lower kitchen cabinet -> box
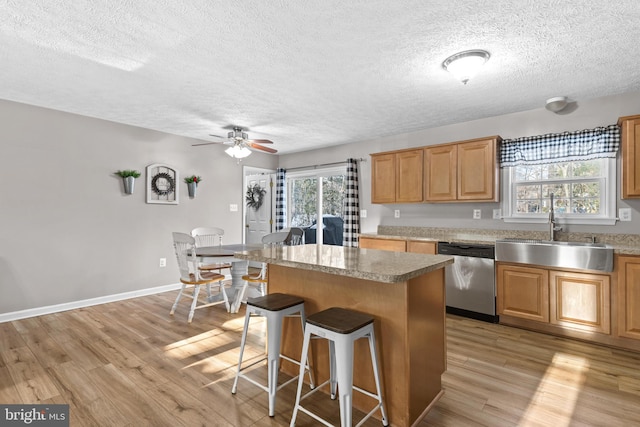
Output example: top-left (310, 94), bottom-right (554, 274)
top-left (550, 270), bottom-right (610, 334)
top-left (407, 240), bottom-right (436, 254)
top-left (497, 263), bottom-right (611, 334)
top-left (359, 236), bottom-right (406, 252)
top-left (497, 264), bottom-right (549, 322)
top-left (617, 256), bottom-right (640, 340)
top-left (358, 236), bottom-right (437, 254)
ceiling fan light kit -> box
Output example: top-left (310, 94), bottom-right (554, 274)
top-left (225, 144), bottom-right (252, 159)
top-left (442, 49), bottom-right (490, 84)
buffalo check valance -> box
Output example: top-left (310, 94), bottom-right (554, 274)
top-left (500, 124), bottom-right (620, 167)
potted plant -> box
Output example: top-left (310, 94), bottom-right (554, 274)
top-left (184, 175), bottom-right (202, 198)
top-left (115, 169), bottom-right (141, 194)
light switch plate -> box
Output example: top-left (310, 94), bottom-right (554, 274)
top-left (360, 209), bottom-right (367, 218)
top-left (394, 209), bottom-right (400, 218)
top-left (473, 209), bottom-right (481, 219)
top-left (619, 208), bottom-right (632, 221)
top-left (230, 204), bottom-right (238, 212)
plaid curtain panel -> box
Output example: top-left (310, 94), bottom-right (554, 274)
top-left (500, 124), bottom-right (620, 167)
top-left (342, 158), bottom-right (360, 247)
top-left (275, 168), bottom-right (286, 231)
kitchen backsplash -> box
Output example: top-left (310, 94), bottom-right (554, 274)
top-left (377, 226), bottom-right (640, 248)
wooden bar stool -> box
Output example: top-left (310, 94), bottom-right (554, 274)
top-left (290, 307), bottom-right (389, 427)
top-left (232, 293), bottom-right (315, 417)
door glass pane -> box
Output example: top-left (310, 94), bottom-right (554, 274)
top-left (321, 175), bottom-right (345, 246)
top-left (289, 177), bottom-right (317, 228)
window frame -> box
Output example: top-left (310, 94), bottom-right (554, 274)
top-left (501, 157), bottom-right (617, 225)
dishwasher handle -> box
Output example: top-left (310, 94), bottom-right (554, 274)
top-left (437, 242), bottom-right (495, 259)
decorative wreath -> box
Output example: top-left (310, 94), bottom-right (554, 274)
top-left (246, 183), bottom-right (267, 210)
top-left (151, 172), bottom-right (176, 196)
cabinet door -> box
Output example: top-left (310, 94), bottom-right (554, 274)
top-left (457, 138), bottom-right (497, 201)
top-left (497, 263), bottom-right (549, 322)
top-left (396, 149), bottom-right (424, 203)
top-left (371, 153), bottom-right (396, 203)
top-left (619, 115), bottom-right (640, 198)
top-left (407, 240), bottom-right (436, 254)
top-left (550, 271), bottom-right (610, 334)
top-left (424, 145), bottom-right (457, 201)
top-left (617, 256), bottom-right (640, 339)
top-left (359, 237), bottom-right (406, 252)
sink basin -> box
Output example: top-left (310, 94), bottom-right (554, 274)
top-left (495, 238), bottom-right (613, 272)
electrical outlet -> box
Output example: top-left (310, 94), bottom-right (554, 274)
top-left (619, 208), bottom-right (632, 221)
top-left (394, 209), bottom-right (400, 218)
top-left (360, 209), bottom-right (367, 218)
top-left (230, 204), bottom-right (238, 212)
top-left (473, 209), bottom-right (481, 219)
top-left (493, 209), bottom-right (502, 219)
top-left (159, 258), bottom-right (166, 268)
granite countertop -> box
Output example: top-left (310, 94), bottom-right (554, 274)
top-left (234, 244), bottom-right (453, 283)
top-left (360, 227), bottom-right (640, 256)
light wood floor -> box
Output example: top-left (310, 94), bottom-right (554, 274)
top-left (1, 290), bottom-right (640, 426)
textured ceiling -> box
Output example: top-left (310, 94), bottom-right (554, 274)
top-left (1, 1), bottom-right (640, 154)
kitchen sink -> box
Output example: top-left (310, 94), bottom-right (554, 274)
top-left (495, 238), bottom-right (614, 272)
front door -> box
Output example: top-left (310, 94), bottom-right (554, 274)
top-left (245, 173), bottom-right (273, 244)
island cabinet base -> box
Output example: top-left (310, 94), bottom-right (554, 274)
top-left (268, 264), bottom-right (446, 427)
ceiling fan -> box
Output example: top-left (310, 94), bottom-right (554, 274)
top-left (192, 126), bottom-right (277, 158)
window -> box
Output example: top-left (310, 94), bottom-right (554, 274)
top-left (502, 158), bottom-right (616, 225)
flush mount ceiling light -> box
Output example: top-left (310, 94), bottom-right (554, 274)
top-left (545, 96), bottom-right (569, 113)
top-left (442, 49), bottom-right (490, 84)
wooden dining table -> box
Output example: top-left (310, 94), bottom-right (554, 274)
top-left (194, 243), bottom-right (264, 313)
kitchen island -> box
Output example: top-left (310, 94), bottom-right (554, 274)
top-left (235, 244), bottom-right (453, 427)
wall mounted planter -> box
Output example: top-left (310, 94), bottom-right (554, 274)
top-left (115, 170), bottom-right (141, 195)
top-left (187, 182), bottom-right (197, 198)
top-left (184, 175), bottom-right (201, 199)
top-left (123, 176), bottom-right (136, 194)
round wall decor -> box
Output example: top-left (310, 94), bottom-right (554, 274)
top-left (246, 183), bottom-right (266, 210)
top-left (151, 172), bottom-right (175, 196)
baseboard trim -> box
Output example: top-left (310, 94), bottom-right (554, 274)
top-left (0, 283), bottom-right (182, 323)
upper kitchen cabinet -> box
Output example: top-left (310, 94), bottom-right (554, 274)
top-left (371, 149), bottom-right (423, 203)
top-left (424, 136), bottom-right (501, 202)
top-left (424, 144), bottom-right (457, 201)
top-left (371, 153), bottom-right (396, 203)
top-left (618, 114), bottom-right (640, 198)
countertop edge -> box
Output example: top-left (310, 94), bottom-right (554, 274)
top-left (234, 250), bottom-right (453, 283)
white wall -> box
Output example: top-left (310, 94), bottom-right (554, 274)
top-left (278, 91), bottom-right (640, 235)
top-left (0, 100), bottom-right (277, 314)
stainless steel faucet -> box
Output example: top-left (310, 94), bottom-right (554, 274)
top-left (548, 193), bottom-right (562, 241)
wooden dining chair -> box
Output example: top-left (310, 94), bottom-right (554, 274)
top-left (171, 232), bottom-right (230, 322)
top-left (285, 227), bottom-right (305, 245)
top-left (191, 227), bottom-right (232, 277)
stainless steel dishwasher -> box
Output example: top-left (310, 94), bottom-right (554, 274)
top-left (437, 242), bottom-right (497, 323)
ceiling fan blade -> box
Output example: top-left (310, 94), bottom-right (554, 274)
top-left (247, 139), bottom-right (273, 144)
top-left (248, 143), bottom-right (278, 154)
top-left (192, 141), bottom-right (224, 147)
top-left (208, 133), bottom-right (227, 139)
